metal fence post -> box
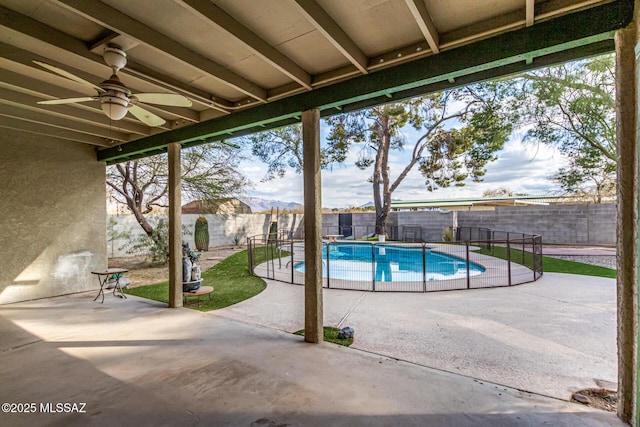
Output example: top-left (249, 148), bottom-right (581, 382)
top-left (506, 236), bottom-right (512, 286)
top-left (491, 231), bottom-right (495, 255)
top-left (372, 243), bottom-right (376, 292)
top-left (522, 233), bottom-right (525, 265)
top-left (269, 240), bottom-right (275, 279)
top-left (248, 237), bottom-right (253, 275)
top-left (531, 236), bottom-right (535, 282)
top-left (466, 241), bottom-right (471, 289)
top-left (326, 242), bottom-right (331, 289)
top-left (422, 244), bottom-right (427, 292)
top-left (277, 238), bottom-right (282, 269)
top-left (264, 241), bottom-right (269, 278)
top-left (291, 239), bottom-right (294, 284)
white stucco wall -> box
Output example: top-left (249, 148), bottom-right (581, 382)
top-left (108, 213), bottom-right (305, 257)
top-left (0, 130), bottom-right (106, 304)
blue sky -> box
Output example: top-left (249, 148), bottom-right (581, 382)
top-left (237, 123), bottom-right (569, 209)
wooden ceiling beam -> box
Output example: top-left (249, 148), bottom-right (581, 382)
top-left (439, 9), bottom-right (524, 49)
top-left (0, 71), bottom-right (151, 135)
top-left (403, 0), bottom-right (440, 53)
top-left (87, 31), bottom-right (234, 113)
top-left (292, 0), bottom-right (368, 74)
top-left (526, 0), bottom-right (535, 26)
top-left (0, 103), bottom-right (130, 142)
top-left (55, 0), bottom-right (267, 102)
top-left (0, 116), bottom-right (112, 147)
top-left (0, 11), bottom-right (198, 123)
top-left (442, 0), bottom-right (607, 48)
top-left (0, 6), bottom-right (233, 113)
top-left (121, 61), bottom-right (233, 113)
top-left (536, 0), bottom-right (607, 19)
top-left (97, 1), bottom-right (631, 163)
top-left (182, 0), bottom-right (312, 90)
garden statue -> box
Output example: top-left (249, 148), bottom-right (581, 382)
top-left (182, 242), bottom-right (202, 292)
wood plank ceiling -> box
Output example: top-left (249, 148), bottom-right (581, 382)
top-left (0, 0), bottom-right (633, 163)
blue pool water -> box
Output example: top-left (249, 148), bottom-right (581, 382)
top-left (294, 243), bottom-right (485, 282)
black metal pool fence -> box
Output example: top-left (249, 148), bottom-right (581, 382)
top-left (247, 227), bottom-right (543, 292)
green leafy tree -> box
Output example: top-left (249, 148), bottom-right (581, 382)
top-left (248, 125), bottom-right (342, 181)
top-left (107, 143), bottom-right (246, 257)
top-left (509, 54), bottom-right (615, 202)
top-left (246, 83), bottom-right (512, 234)
top-left (553, 147), bottom-right (616, 203)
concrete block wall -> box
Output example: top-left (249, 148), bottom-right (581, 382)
top-left (319, 212), bottom-right (454, 240)
top-left (321, 213), bottom-right (339, 236)
top-left (108, 203), bottom-right (615, 258)
top-left (352, 213), bottom-right (377, 238)
top-left (395, 210), bottom-right (454, 241)
top-left (457, 204), bottom-right (615, 245)
top-left (1, 130), bottom-right (106, 304)
top-left (585, 204), bottom-right (617, 245)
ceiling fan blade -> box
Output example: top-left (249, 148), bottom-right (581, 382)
top-left (37, 97), bottom-right (97, 105)
top-left (33, 61), bottom-right (105, 93)
top-left (131, 93), bottom-right (192, 107)
top-left (128, 104), bottom-right (166, 127)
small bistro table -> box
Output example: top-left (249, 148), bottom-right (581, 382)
top-left (91, 268), bottom-right (128, 303)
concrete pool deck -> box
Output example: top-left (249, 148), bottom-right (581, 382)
top-left (0, 276), bottom-right (621, 426)
top-left (217, 272), bottom-right (617, 401)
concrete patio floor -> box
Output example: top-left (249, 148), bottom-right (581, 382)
top-left (218, 272), bottom-right (617, 401)
top-left (0, 274), bottom-right (621, 426)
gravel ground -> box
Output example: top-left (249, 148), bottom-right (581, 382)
top-left (546, 255), bottom-right (616, 270)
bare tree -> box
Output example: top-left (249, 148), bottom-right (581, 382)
top-left (107, 143), bottom-right (247, 243)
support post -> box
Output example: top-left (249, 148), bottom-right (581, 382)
top-left (615, 3), bottom-right (639, 422)
top-left (302, 109), bottom-right (323, 343)
top-left (168, 142), bottom-right (182, 308)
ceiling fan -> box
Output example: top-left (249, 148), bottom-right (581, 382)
top-left (34, 45), bottom-right (192, 127)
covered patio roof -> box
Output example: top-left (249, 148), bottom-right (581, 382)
top-left (0, 0), bottom-right (633, 164)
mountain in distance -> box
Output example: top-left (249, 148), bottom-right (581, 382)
top-left (239, 197), bottom-right (303, 213)
top-left (358, 201), bottom-right (374, 208)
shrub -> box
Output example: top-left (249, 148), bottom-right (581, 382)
top-left (442, 227), bottom-right (454, 242)
top-left (122, 218), bottom-right (192, 264)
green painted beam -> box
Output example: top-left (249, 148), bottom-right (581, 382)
top-left (99, 0), bottom-right (634, 164)
top-left (341, 39), bottom-right (616, 114)
top-left (105, 38), bottom-right (610, 165)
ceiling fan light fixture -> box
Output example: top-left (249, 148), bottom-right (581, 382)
top-left (103, 45), bottom-right (127, 72)
top-left (101, 96), bottom-right (128, 120)
top-left (34, 45), bottom-right (187, 127)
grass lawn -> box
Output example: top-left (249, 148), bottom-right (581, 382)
top-left (124, 249), bottom-right (266, 311)
top-left (294, 327), bottom-right (354, 347)
top-left (477, 245), bottom-right (616, 278)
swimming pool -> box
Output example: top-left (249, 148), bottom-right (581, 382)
top-left (294, 243), bottom-right (485, 282)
